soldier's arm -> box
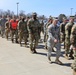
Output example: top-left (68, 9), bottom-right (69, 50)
top-left (58, 27), bottom-right (61, 41)
top-left (17, 21), bottom-right (21, 30)
top-left (27, 19), bottom-right (31, 32)
top-left (5, 22), bottom-right (7, 29)
top-left (60, 23), bottom-right (63, 33)
top-left (48, 25), bottom-right (55, 40)
top-left (70, 25), bottom-right (75, 44)
top-left (65, 24), bottom-right (69, 38)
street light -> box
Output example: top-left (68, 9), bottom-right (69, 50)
top-left (16, 2), bottom-right (19, 17)
top-left (71, 8), bottom-right (73, 16)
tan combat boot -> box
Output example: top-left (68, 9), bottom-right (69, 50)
top-left (64, 54), bottom-right (70, 60)
top-left (55, 58), bottom-right (63, 65)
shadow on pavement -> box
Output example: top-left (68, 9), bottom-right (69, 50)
top-left (36, 45), bottom-right (45, 49)
top-left (36, 52), bottom-right (47, 56)
top-left (62, 63), bottom-right (72, 67)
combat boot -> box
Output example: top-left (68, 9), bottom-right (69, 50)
top-left (73, 70), bottom-right (76, 75)
top-left (69, 49), bottom-right (74, 59)
top-left (52, 48), bottom-right (55, 52)
top-left (55, 58), bottom-right (63, 65)
top-left (64, 54), bottom-right (70, 60)
top-left (25, 42), bottom-right (27, 47)
top-left (30, 47), bottom-right (34, 54)
top-left (12, 39), bottom-right (14, 43)
top-left (33, 47), bottom-right (37, 53)
top-left (16, 39), bottom-right (19, 43)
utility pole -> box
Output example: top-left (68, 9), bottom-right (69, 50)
top-left (71, 8), bottom-right (73, 16)
top-left (16, 2), bottom-right (19, 17)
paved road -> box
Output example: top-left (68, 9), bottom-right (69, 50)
top-left (0, 35), bottom-right (73, 75)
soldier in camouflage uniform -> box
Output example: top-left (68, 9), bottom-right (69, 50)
top-left (27, 12), bottom-right (40, 53)
top-left (18, 16), bottom-right (28, 47)
top-left (5, 18), bottom-right (10, 40)
top-left (38, 18), bottom-right (44, 42)
top-left (0, 15), bottom-right (7, 38)
top-left (47, 18), bottom-right (62, 64)
top-left (65, 17), bottom-right (74, 59)
top-left (60, 17), bottom-right (67, 48)
top-left (70, 24), bottom-right (76, 75)
top-left (44, 16), bottom-right (53, 49)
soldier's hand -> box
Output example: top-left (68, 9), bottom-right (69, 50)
top-left (60, 32), bottom-right (63, 36)
top-left (54, 39), bottom-right (58, 43)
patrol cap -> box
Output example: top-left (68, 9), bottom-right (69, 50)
top-left (32, 12), bottom-right (37, 16)
top-left (70, 16), bottom-right (74, 20)
top-left (53, 17), bottom-right (58, 20)
top-left (49, 16), bottom-right (53, 20)
top-left (63, 17), bottom-right (67, 20)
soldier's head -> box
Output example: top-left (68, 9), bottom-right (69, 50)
top-left (32, 12), bottom-right (37, 20)
top-left (48, 16), bottom-right (53, 23)
top-left (12, 15), bottom-right (16, 20)
top-left (21, 16), bottom-right (25, 22)
top-left (2, 15), bottom-right (5, 19)
top-left (69, 17), bottom-right (74, 23)
top-left (52, 18), bottom-right (58, 26)
top-left (18, 15), bottom-right (22, 20)
top-left (26, 15), bottom-right (30, 20)
top-left (63, 17), bottom-right (67, 23)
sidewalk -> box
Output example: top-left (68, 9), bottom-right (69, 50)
top-left (0, 37), bottom-right (73, 75)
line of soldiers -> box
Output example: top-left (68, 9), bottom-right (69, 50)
top-left (44, 16), bottom-right (76, 74)
top-left (0, 13), bottom-right (76, 74)
top-left (0, 13), bottom-right (43, 54)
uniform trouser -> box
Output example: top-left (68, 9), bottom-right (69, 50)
top-left (44, 32), bottom-right (47, 42)
top-left (29, 33), bottom-right (39, 50)
top-left (73, 50), bottom-right (76, 70)
top-left (19, 31), bottom-right (28, 44)
top-left (47, 42), bottom-right (61, 59)
top-left (71, 43), bottom-right (76, 71)
top-left (5, 28), bottom-right (10, 39)
top-left (65, 38), bottom-right (70, 55)
top-left (1, 29), bottom-right (5, 37)
top-left (41, 27), bottom-right (44, 34)
top-left (10, 29), bottom-right (18, 41)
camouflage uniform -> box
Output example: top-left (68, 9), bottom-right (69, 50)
top-left (60, 22), bottom-right (67, 43)
top-left (5, 20), bottom-right (10, 39)
top-left (0, 18), bottom-right (7, 38)
top-left (47, 19), bottom-right (62, 64)
top-left (40, 19), bottom-right (44, 34)
top-left (18, 20), bottom-right (28, 47)
top-left (70, 24), bottom-right (76, 74)
top-left (65, 22), bottom-right (74, 58)
top-left (27, 13), bottom-right (40, 53)
top-left (44, 17), bottom-right (53, 49)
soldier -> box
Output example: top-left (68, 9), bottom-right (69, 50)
top-left (44, 16), bottom-right (53, 49)
top-left (47, 19), bottom-right (62, 65)
top-left (70, 24), bottom-right (76, 75)
top-left (27, 12), bottom-right (40, 53)
top-left (5, 18), bottom-right (10, 40)
top-left (60, 17), bottom-right (67, 48)
top-left (0, 15), bottom-right (7, 38)
top-left (38, 18), bottom-right (44, 42)
top-left (10, 16), bottom-right (18, 43)
top-left (25, 16), bottom-right (30, 39)
top-left (18, 16), bottom-right (28, 47)
top-left (65, 17), bottom-right (74, 59)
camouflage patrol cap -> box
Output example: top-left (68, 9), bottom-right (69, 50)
top-left (32, 12), bottom-right (37, 16)
top-left (49, 16), bottom-right (53, 20)
top-left (63, 17), bottom-right (67, 20)
top-left (70, 16), bottom-right (75, 20)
